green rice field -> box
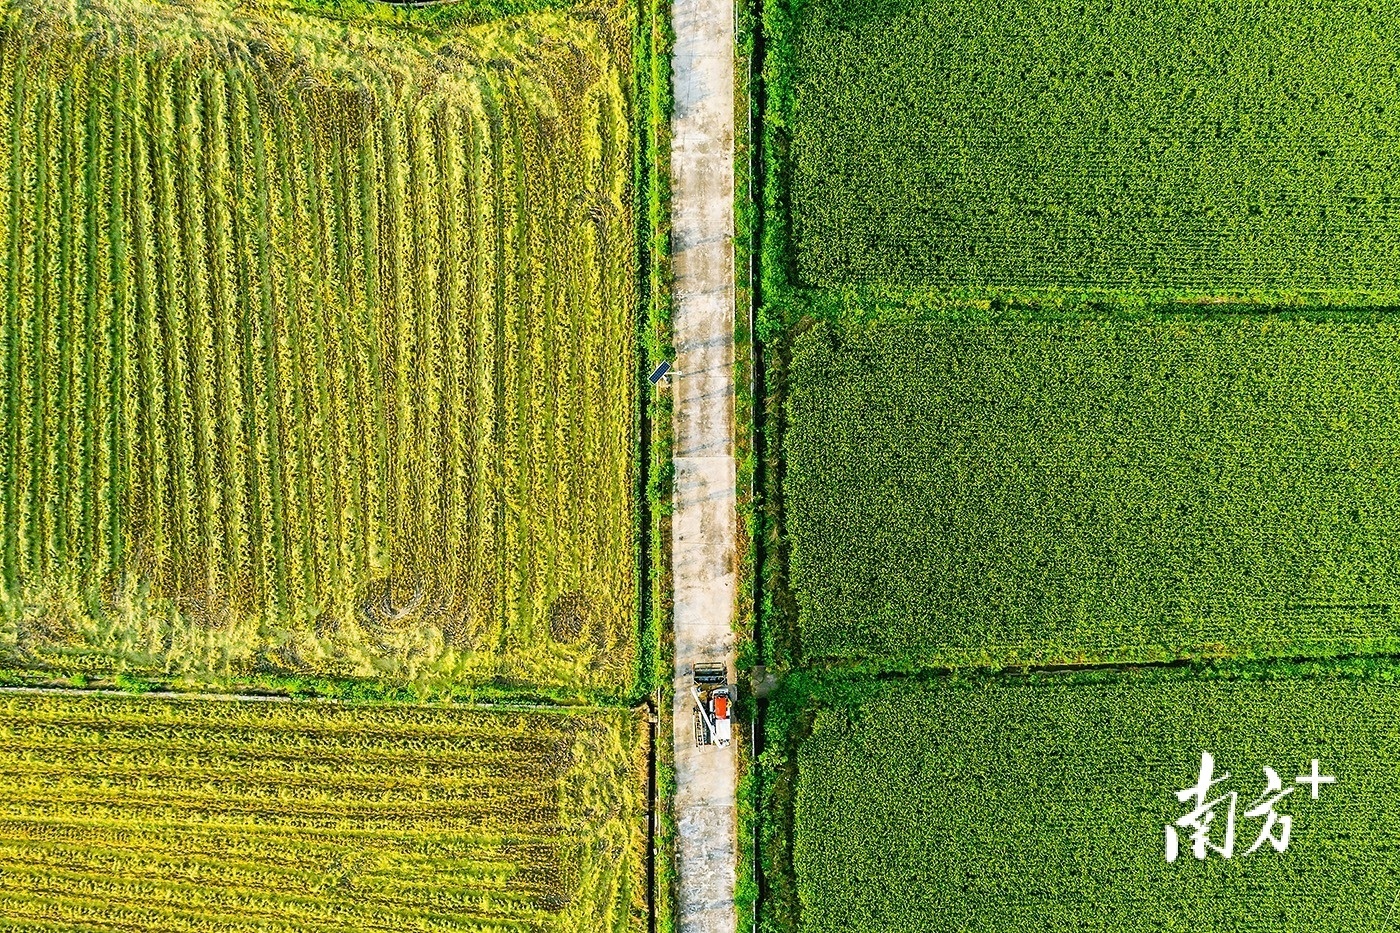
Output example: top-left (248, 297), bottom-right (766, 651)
top-left (793, 675), bottom-right (1400, 932)
top-left (786, 316), bottom-right (1400, 669)
top-left (785, 0), bottom-right (1400, 298)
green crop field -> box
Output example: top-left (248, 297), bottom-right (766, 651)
top-left (0, 691), bottom-right (648, 931)
top-left (785, 316), bottom-right (1400, 669)
top-left (784, 0), bottom-right (1400, 296)
top-left (0, 0), bottom-right (641, 691)
top-left (760, 0), bottom-right (1400, 927)
top-left (792, 676), bottom-right (1400, 932)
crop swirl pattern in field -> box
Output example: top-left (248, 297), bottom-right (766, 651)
top-left (794, 677), bottom-right (1400, 932)
top-left (789, 0), bottom-right (1400, 296)
top-left (786, 316), bottom-right (1400, 668)
top-left (0, 0), bottom-right (638, 690)
top-left (0, 692), bottom-right (649, 931)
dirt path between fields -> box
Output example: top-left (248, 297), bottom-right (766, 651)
top-left (670, 0), bottom-right (738, 924)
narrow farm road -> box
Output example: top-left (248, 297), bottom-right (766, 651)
top-left (670, 0), bottom-right (738, 924)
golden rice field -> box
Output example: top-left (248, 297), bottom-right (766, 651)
top-left (0, 691), bottom-right (650, 932)
top-left (0, 0), bottom-right (641, 691)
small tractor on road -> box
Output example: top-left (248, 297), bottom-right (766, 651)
top-left (691, 662), bottom-right (732, 748)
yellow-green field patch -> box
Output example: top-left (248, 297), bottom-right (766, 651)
top-left (0, 691), bottom-right (649, 932)
top-left (0, 0), bottom-right (639, 691)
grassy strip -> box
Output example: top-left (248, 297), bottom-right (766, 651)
top-left (77, 60), bottom-right (100, 578)
top-left (732, 0), bottom-right (762, 929)
top-left (28, 71), bottom-right (51, 579)
top-left (625, 0), bottom-right (674, 923)
top-left (280, 0), bottom-right (568, 28)
top-left (53, 81), bottom-right (74, 569)
top-left (1, 49), bottom-right (24, 587)
top-left (632, 0), bottom-right (673, 707)
top-left (0, 664), bottom-right (645, 706)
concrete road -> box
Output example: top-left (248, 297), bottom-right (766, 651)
top-left (669, 0), bottom-right (737, 924)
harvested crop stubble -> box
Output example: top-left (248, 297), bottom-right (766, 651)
top-left (0, 0), bottom-right (638, 690)
top-left (0, 691), bottom-right (649, 932)
top-left (789, 0), bottom-right (1400, 297)
top-left (795, 677), bottom-right (1400, 932)
top-left (786, 317), bottom-right (1400, 668)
